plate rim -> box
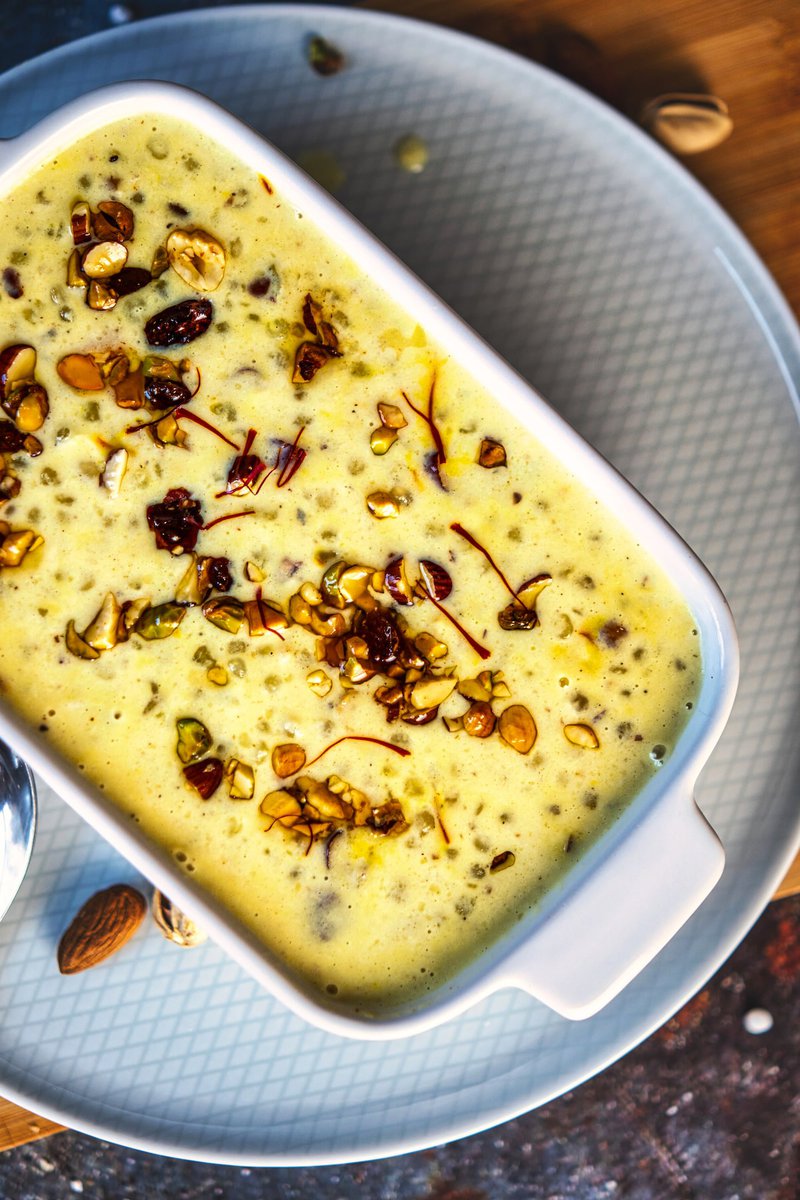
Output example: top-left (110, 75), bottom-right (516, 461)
top-left (0, 1), bottom-right (798, 1166)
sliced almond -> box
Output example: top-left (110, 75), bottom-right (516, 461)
top-left (6, 384), bottom-right (48, 433)
top-left (100, 447), bottom-right (128, 497)
top-left (517, 573), bottom-right (552, 609)
top-left (463, 702), bottom-right (496, 738)
top-left (338, 564), bottom-right (373, 604)
top-left (83, 592), bottom-right (122, 651)
top-left (0, 344), bottom-right (36, 397)
top-left (65, 619), bottom-right (100, 660)
top-left (93, 200), bottom-right (135, 242)
top-left (498, 704), bottom-right (537, 754)
top-left (70, 201), bottom-right (93, 245)
top-left (458, 677), bottom-right (492, 703)
top-left (377, 401), bottom-right (407, 429)
top-left (410, 676), bottom-right (457, 710)
top-left (225, 758), bottom-right (255, 800)
top-left (272, 743), bottom-right (307, 779)
top-left (415, 631), bottom-right (448, 661)
top-left (0, 528), bottom-right (43, 567)
top-left (367, 491), bottom-right (399, 519)
top-left (66, 248), bottom-right (88, 289)
top-left (260, 790), bottom-right (303, 822)
top-left (244, 560), bottom-right (265, 583)
top-left (87, 280), bottom-right (117, 311)
top-left (57, 353), bottom-right (105, 391)
top-left (564, 722), bottom-right (600, 749)
top-left (478, 437), bottom-right (507, 468)
top-left (306, 669), bottom-right (332, 696)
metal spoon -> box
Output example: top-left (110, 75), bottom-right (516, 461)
top-left (0, 739), bottom-right (36, 922)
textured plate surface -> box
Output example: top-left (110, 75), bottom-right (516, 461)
top-left (0, 4), bottom-right (797, 1166)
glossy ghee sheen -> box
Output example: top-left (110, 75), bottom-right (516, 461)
top-left (0, 117), bottom-right (699, 1011)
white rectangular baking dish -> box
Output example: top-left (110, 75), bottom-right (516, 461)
top-left (0, 81), bottom-right (739, 1039)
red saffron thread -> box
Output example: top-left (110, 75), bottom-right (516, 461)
top-left (125, 409), bottom-right (178, 436)
top-left (304, 735), bottom-right (411, 770)
top-left (203, 508), bottom-right (256, 531)
top-left (254, 585), bottom-right (285, 641)
top-left (422, 585), bottom-right (491, 660)
top-left (216, 429), bottom-right (267, 498)
top-left (401, 372), bottom-right (447, 465)
top-left (173, 408), bottom-right (240, 450)
top-left (276, 426), bottom-right (307, 488)
top-left (450, 522), bottom-right (520, 602)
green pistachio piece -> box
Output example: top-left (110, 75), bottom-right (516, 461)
top-left (202, 596), bottom-right (245, 634)
top-left (134, 601), bottom-right (186, 640)
top-left (176, 717), bottom-right (212, 765)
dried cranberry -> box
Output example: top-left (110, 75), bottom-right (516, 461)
top-left (401, 706), bottom-right (439, 726)
top-left (183, 757), bottom-right (223, 799)
top-left (145, 299), bottom-right (213, 347)
top-left (144, 376), bottom-right (191, 410)
top-left (359, 609), bottom-right (401, 667)
top-left (108, 267), bottom-right (152, 297)
top-left (146, 487), bottom-right (203, 553)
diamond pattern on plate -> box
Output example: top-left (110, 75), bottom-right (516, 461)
top-left (0, 5), bottom-right (796, 1165)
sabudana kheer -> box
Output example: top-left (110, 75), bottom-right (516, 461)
top-left (0, 115), bottom-right (699, 1011)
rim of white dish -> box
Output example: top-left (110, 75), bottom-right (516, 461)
top-left (0, 3), bottom-right (795, 1166)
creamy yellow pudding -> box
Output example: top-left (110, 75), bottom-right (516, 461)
top-left (0, 115), bottom-right (699, 1011)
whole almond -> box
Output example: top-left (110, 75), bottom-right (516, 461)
top-left (57, 883), bottom-right (147, 974)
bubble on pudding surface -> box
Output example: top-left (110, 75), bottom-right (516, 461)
top-left (650, 744), bottom-right (667, 766)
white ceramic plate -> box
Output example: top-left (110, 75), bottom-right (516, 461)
top-left (0, 4), bottom-right (797, 1166)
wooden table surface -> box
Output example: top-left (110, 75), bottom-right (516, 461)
top-left (0, 0), bottom-right (798, 1155)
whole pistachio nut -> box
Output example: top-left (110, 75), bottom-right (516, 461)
top-left (152, 889), bottom-right (207, 947)
top-left (641, 94), bottom-right (733, 155)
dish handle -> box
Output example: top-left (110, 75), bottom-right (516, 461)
top-left (501, 788), bottom-right (725, 1019)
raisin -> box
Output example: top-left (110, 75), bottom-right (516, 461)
top-left (144, 376), bottom-right (191, 410)
top-left (498, 601), bottom-right (539, 631)
top-left (0, 421), bottom-right (26, 452)
top-left (359, 609), bottom-right (401, 666)
top-left (145, 299), bottom-right (213, 347)
top-left (207, 556), bottom-right (232, 593)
